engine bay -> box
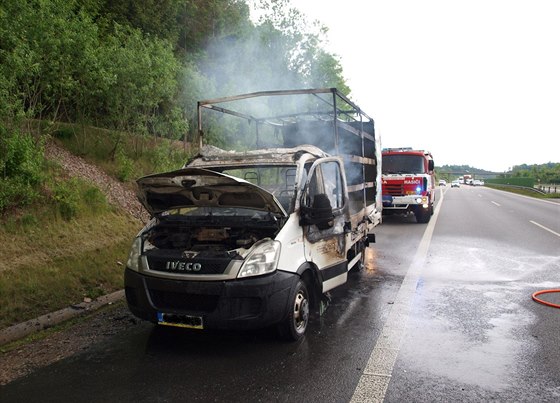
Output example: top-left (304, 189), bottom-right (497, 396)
top-left (143, 216), bottom-right (280, 253)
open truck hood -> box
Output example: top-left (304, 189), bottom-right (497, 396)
top-left (137, 168), bottom-right (287, 216)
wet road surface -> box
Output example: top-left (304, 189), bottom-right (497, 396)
top-left (1, 186), bottom-right (559, 402)
top-left (379, 186), bottom-right (560, 402)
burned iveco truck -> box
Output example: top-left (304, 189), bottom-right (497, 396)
top-left (124, 88), bottom-right (382, 340)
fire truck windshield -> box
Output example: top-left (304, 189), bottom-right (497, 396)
top-left (382, 154), bottom-right (425, 174)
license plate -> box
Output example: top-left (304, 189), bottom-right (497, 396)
top-left (157, 312), bottom-right (203, 329)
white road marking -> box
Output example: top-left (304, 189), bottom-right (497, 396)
top-left (530, 220), bottom-right (560, 238)
top-left (350, 191), bottom-right (444, 402)
top-left (491, 201), bottom-right (501, 206)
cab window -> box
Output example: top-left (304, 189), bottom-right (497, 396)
top-left (303, 161), bottom-right (344, 210)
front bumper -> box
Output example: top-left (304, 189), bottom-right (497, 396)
top-left (382, 195), bottom-right (429, 211)
top-left (124, 268), bottom-right (297, 330)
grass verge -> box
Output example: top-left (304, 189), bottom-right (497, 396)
top-left (0, 214), bottom-right (139, 328)
top-left (0, 121), bottom-right (182, 333)
top-left (0, 168), bottom-right (142, 330)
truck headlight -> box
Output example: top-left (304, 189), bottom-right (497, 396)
top-left (238, 240), bottom-right (280, 278)
top-left (126, 237), bottom-right (142, 272)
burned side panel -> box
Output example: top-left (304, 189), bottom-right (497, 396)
top-left (281, 119), bottom-right (378, 223)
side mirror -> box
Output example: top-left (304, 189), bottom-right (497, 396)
top-left (300, 194), bottom-right (334, 230)
top-left (428, 160), bottom-right (435, 171)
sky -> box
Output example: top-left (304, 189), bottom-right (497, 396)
top-left (287, 0), bottom-right (560, 172)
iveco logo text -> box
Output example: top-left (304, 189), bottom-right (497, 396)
top-left (165, 261), bottom-right (202, 271)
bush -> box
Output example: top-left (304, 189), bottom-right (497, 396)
top-left (20, 213), bottom-right (38, 227)
top-left (1, 131), bottom-right (44, 183)
top-left (149, 141), bottom-right (190, 173)
top-left (0, 131), bottom-right (45, 212)
top-left (116, 147), bottom-right (134, 182)
top-left (53, 127), bottom-right (75, 140)
top-left (83, 186), bottom-right (108, 214)
top-left (0, 177), bottom-right (41, 212)
top-left (52, 179), bottom-right (80, 220)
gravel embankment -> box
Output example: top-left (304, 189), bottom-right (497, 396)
top-left (44, 141), bottom-right (149, 222)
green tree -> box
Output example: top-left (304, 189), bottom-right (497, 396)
top-left (96, 24), bottom-right (182, 138)
top-left (0, 0), bottom-right (105, 127)
top-left (251, 0), bottom-right (349, 91)
top-left (177, 0), bottom-right (252, 53)
top-left (0, 0), bottom-right (353, 152)
top-left (307, 50), bottom-right (350, 94)
top-left (511, 162), bottom-right (560, 184)
top-left (99, 0), bottom-right (185, 43)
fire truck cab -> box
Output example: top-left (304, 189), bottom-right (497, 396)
top-left (381, 147), bottom-right (435, 223)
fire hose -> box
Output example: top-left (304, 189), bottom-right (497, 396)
top-left (532, 289), bottom-right (560, 309)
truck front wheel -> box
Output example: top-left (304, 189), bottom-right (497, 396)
top-left (415, 206), bottom-right (431, 223)
top-left (278, 279), bottom-right (310, 341)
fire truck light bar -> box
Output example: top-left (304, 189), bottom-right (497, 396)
top-left (382, 147), bottom-right (413, 152)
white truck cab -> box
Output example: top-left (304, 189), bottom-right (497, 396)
top-left (125, 89), bottom-right (382, 340)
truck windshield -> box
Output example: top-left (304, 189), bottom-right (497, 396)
top-left (220, 166), bottom-right (297, 213)
top-left (382, 155), bottom-right (425, 174)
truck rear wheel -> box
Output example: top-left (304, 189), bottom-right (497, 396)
top-left (278, 279), bottom-right (309, 341)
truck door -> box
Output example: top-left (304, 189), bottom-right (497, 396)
top-left (300, 158), bottom-right (349, 292)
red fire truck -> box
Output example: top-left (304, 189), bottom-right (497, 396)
top-left (381, 147), bottom-right (435, 223)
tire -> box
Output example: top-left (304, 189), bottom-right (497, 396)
top-left (278, 279), bottom-right (310, 341)
top-left (415, 207), bottom-right (431, 223)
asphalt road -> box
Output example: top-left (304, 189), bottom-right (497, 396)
top-left (1, 186), bottom-right (559, 402)
top-left (380, 186), bottom-right (560, 402)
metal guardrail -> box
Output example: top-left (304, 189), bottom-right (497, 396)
top-left (486, 183), bottom-right (547, 194)
top-left (536, 185), bottom-right (560, 194)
